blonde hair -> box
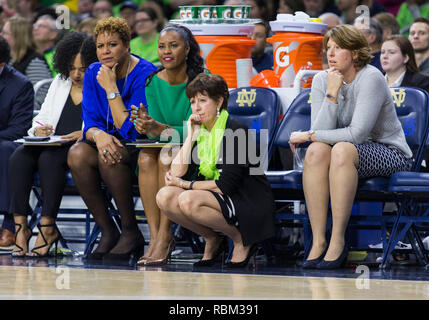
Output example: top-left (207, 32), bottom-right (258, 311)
top-left (94, 17), bottom-right (131, 45)
top-left (323, 24), bottom-right (372, 69)
top-left (8, 15), bottom-right (36, 63)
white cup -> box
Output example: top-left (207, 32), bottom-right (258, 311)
top-left (236, 58), bottom-right (253, 88)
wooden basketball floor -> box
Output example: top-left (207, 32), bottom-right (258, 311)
top-left (1, 253), bottom-right (429, 300)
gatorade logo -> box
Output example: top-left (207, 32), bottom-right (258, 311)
top-left (186, 8), bottom-right (193, 19)
top-left (223, 9), bottom-right (231, 18)
top-left (200, 8), bottom-right (211, 19)
top-left (275, 46), bottom-right (291, 68)
top-left (180, 8), bottom-right (186, 19)
top-left (233, 8), bottom-right (242, 19)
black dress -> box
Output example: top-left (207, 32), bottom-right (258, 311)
top-left (186, 117), bottom-right (276, 246)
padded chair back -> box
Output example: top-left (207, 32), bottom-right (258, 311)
top-left (271, 89), bottom-right (311, 152)
top-left (391, 87), bottom-right (429, 170)
top-left (227, 86), bottom-right (281, 170)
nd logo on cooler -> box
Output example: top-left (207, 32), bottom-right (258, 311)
top-left (236, 89), bottom-right (257, 107)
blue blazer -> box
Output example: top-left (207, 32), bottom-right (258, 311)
top-left (0, 64), bottom-right (34, 141)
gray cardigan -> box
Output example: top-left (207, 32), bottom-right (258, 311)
top-left (311, 64), bottom-right (412, 158)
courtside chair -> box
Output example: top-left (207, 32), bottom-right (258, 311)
top-left (382, 87), bottom-right (429, 269)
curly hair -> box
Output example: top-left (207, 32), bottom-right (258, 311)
top-left (53, 32), bottom-right (98, 80)
top-left (146, 24), bottom-right (204, 87)
top-left (94, 17), bottom-right (131, 45)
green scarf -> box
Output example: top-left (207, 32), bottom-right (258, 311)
top-left (197, 109), bottom-right (229, 180)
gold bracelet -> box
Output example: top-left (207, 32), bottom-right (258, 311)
top-left (92, 129), bottom-right (102, 142)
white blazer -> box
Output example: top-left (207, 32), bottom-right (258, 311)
top-left (28, 74), bottom-right (84, 136)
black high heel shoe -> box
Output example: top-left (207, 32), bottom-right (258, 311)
top-left (302, 246), bottom-right (328, 269)
top-left (225, 244), bottom-right (258, 269)
top-left (193, 237), bottom-right (229, 267)
top-left (11, 223), bottom-right (32, 258)
top-left (103, 233), bottom-right (145, 262)
top-left (85, 232), bottom-right (120, 261)
top-left (27, 223), bottom-right (61, 258)
top-left (316, 246), bottom-right (349, 269)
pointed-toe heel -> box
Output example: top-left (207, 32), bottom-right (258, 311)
top-left (193, 237), bottom-right (229, 268)
top-left (225, 244), bottom-right (258, 269)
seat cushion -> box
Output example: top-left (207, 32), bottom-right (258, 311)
top-left (266, 170), bottom-right (303, 189)
top-left (389, 171), bottom-right (429, 187)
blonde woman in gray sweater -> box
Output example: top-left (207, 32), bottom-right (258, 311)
top-left (289, 25), bottom-right (412, 269)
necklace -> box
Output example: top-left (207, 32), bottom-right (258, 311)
top-left (106, 56), bottom-right (132, 131)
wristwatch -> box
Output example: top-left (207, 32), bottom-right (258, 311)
top-left (107, 91), bottom-right (120, 100)
top-left (307, 129), bottom-right (315, 141)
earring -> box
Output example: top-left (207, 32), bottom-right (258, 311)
top-left (217, 109), bottom-right (220, 116)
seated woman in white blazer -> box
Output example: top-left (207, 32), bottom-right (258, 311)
top-left (8, 32), bottom-right (98, 258)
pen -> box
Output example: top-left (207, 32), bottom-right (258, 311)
top-left (35, 121), bottom-right (45, 126)
top-left (124, 105), bottom-right (148, 112)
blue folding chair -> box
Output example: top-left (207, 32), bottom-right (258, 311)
top-left (382, 88), bottom-right (429, 268)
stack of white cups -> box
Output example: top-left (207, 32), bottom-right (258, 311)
top-left (236, 58), bottom-right (253, 88)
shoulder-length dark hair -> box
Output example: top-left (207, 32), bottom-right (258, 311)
top-left (146, 24), bottom-right (204, 87)
top-left (384, 34), bottom-right (419, 73)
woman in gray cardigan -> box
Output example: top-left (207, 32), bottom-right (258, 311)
top-left (289, 25), bottom-right (413, 269)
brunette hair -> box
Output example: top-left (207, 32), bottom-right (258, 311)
top-left (186, 73), bottom-right (229, 111)
top-left (384, 34), bottom-right (419, 73)
top-left (323, 24), bottom-right (372, 69)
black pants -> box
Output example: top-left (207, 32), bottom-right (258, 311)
top-left (8, 144), bottom-right (71, 219)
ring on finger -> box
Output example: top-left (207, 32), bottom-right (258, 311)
top-left (102, 149), bottom-right (109, 156)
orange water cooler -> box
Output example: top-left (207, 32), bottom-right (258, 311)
top-left (268, 18), bottom-right (327, 87)
top-left (185, 24), bottom-right (255, 88)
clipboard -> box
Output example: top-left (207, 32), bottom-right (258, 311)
top-left (15, 135), bottom-right (72, 146)
top-left (127, 139), bottom-right (182, 148)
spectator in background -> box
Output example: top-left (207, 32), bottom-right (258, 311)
top-left (33, 14), bottom-right (59, 77)
top-left (378, 0), bottom-right (403, 16)
top-left (319, 12), bottom-right (340, 30)
top-left (76, 17), bottom-right (98, 36)
top-left (2, 15), bottom-right (52, 108)
top-left (277, 0), bottom-right (305, 14)
top-left (16, 0), bottom-right (44, 21)
top-left (130, 7), bottom-right (161, 65)
top-left (0, 36), bottom-right (34, 251)
top-left (251, 21), bottom-right (273, 73)
top-left (92, 0), bottom-right (113, 19)
top-left (319, 12), bottom-right (340, 70)
top-left (397, 0), bottom-right (429, 35)
top-left (77, 0), bottom-right (95, 23)
top-left (119, 1), bottom-right (138, 39)
top-left (303, 0), bottom-right (325, 17)
top-left (381, 34), bottom-right (429, 92)
top-left (374, 12), bottom-right (400, 41)
top-left (354, 17), bottom-right (384, 73)
top-left (409, 17), bottom-right (429, 75)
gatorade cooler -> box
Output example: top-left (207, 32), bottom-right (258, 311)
top-left (268, 17), bottom-right (327, 87)
top-left (185, 24), bottom-right (256, 88)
